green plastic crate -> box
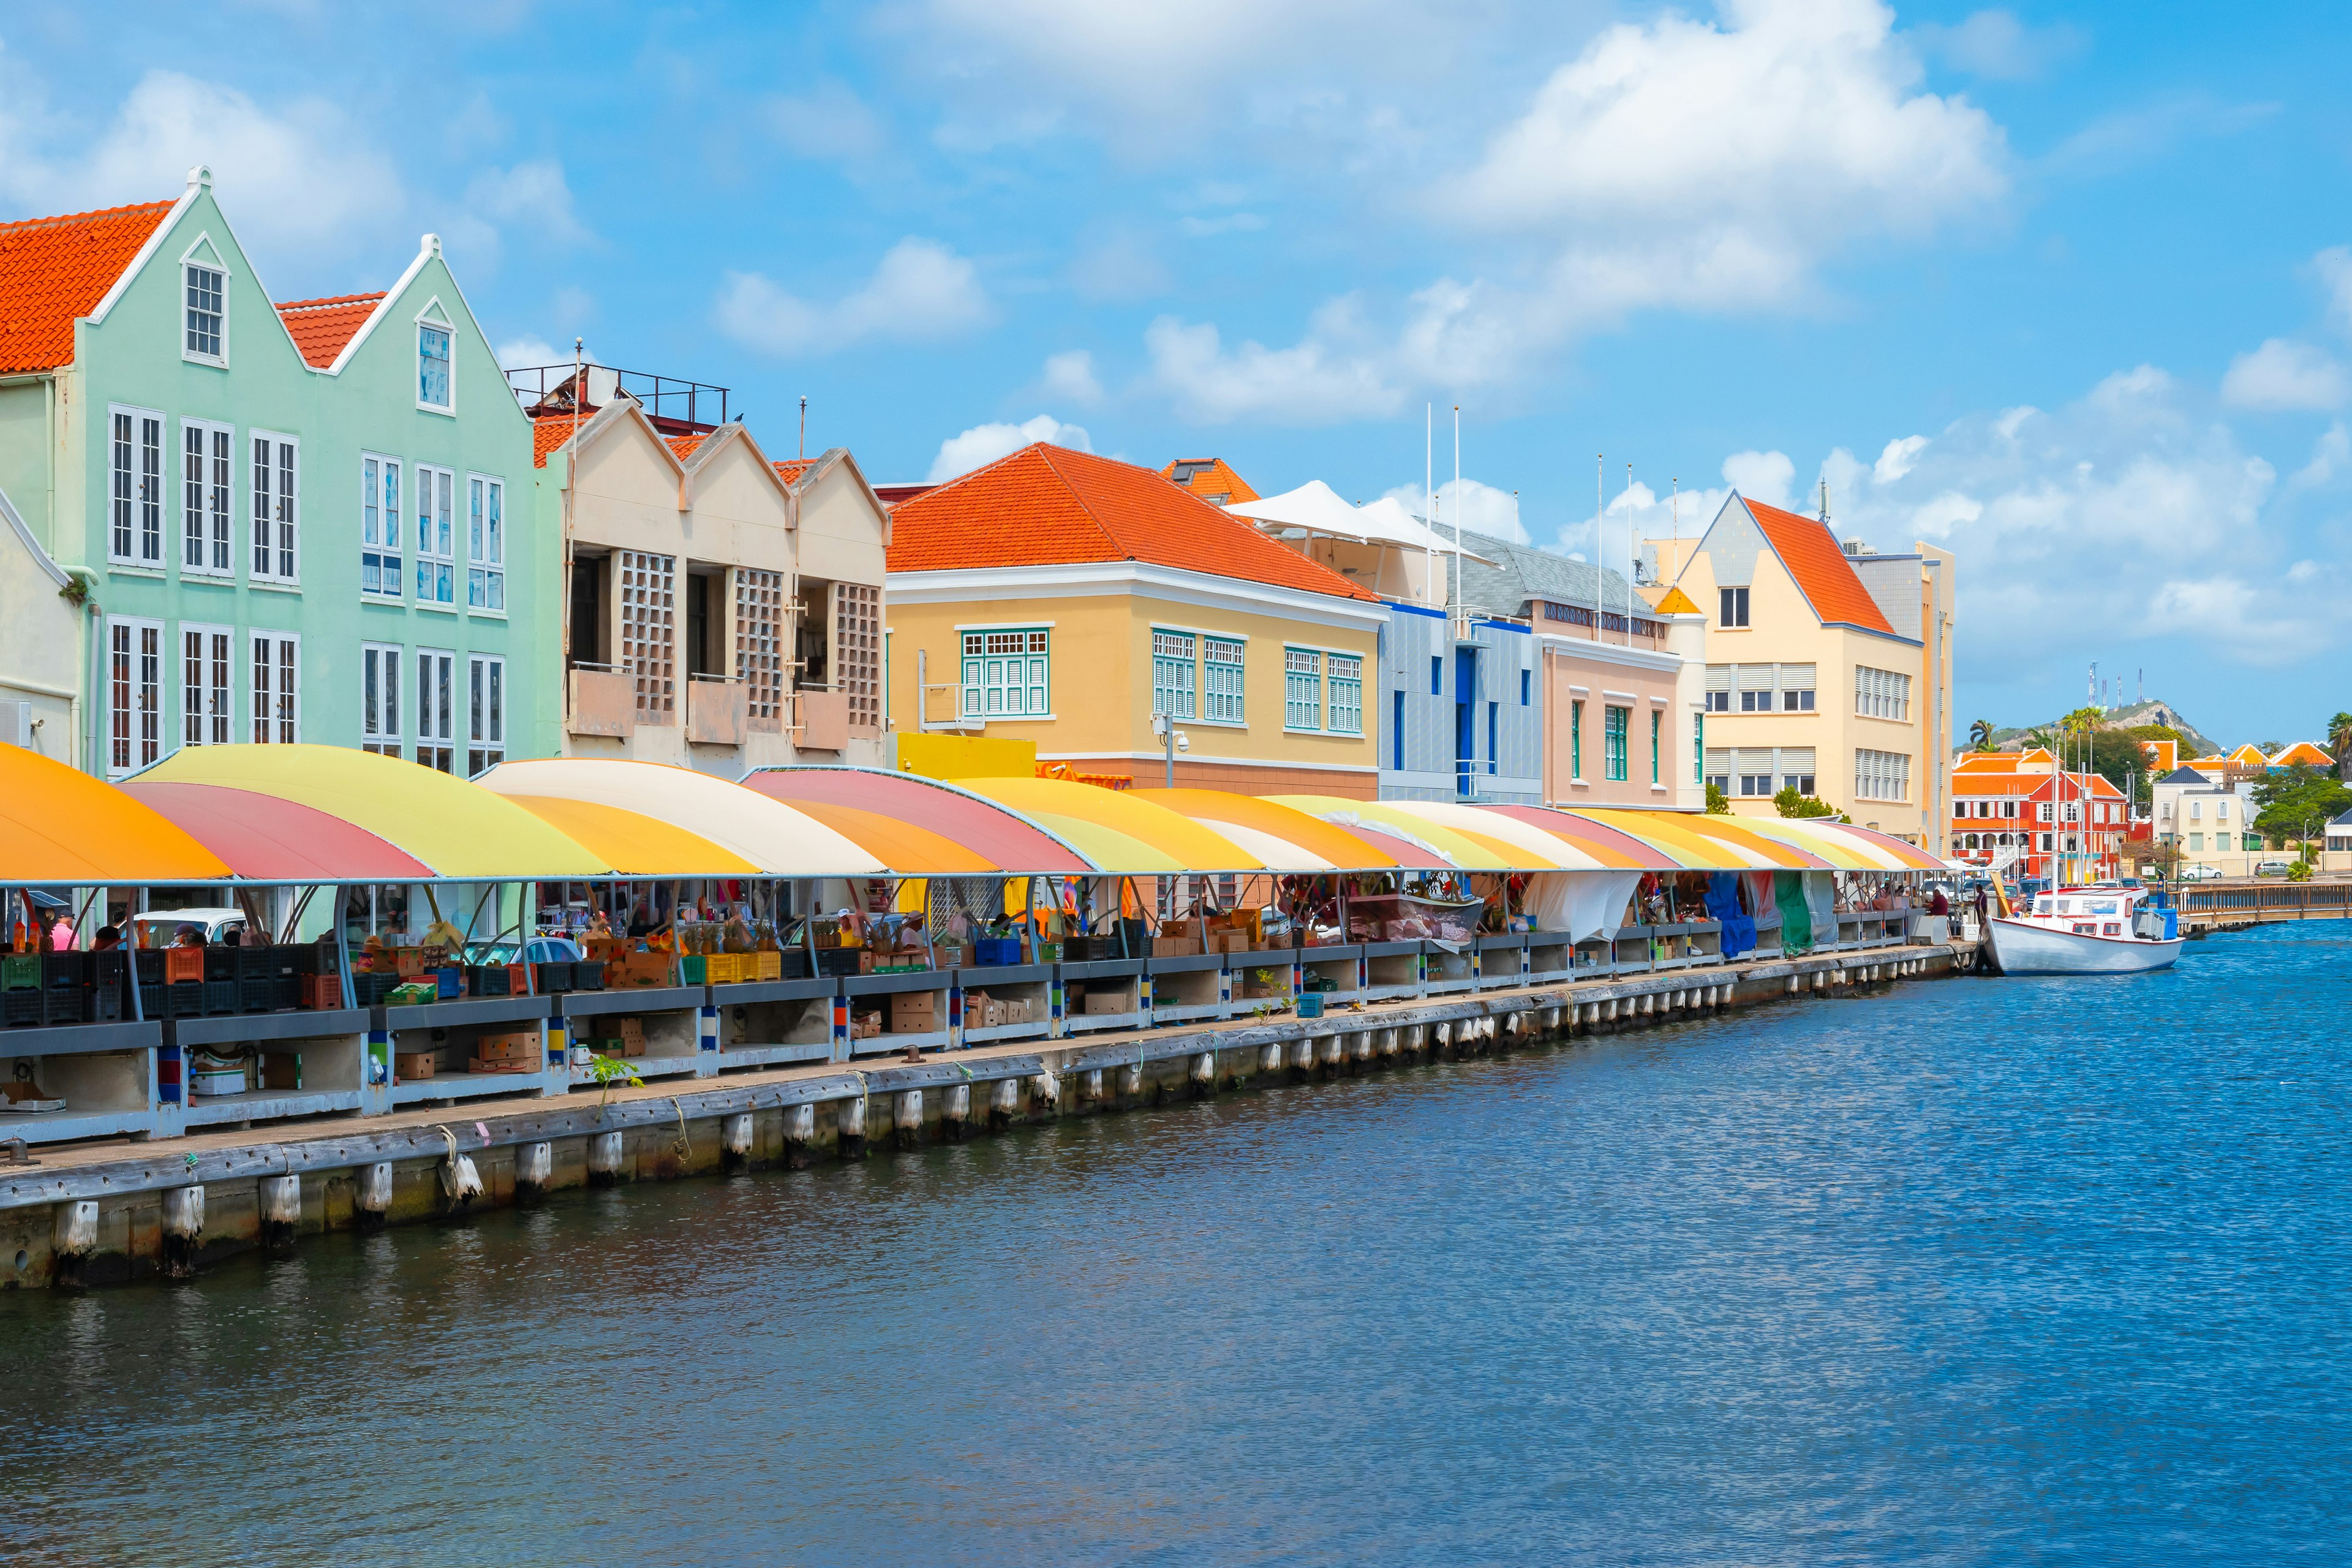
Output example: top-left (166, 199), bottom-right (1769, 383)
top-left (0, 954), bottom-right (38, 991)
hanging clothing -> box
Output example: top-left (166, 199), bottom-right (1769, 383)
top-left (1774, 870), bottom-right (1812, 954)
top-left (1706, 872), bottom-right (1754, 959)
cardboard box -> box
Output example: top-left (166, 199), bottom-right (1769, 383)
top-left (393, 1050), bottom-right (435, 1081)
top-left (1206, 931), bottom-right (1249, 955)
top-left (1082, 989), bottom-right (1132, 1015)
top-left (260, 1052), bottom-right (303, 1091)
top-left (468, 1055), bottom-right (537, 1075)
top-left (475, 1030), bottom-right (539, 1063)
top-left (1152, 935), bottom-right (1204, 957)
top-left (1161, 918), bottom-right (1202, 939)
top-left (889, 991), bottom-right (938, 1032)
top-left (853, 1011), bottom-right (883, 1039)
top-left (617, 1017), bottom-right (646, 1046)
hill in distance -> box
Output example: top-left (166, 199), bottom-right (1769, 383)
top-left (1986, 699), bottom-right (2217, 758)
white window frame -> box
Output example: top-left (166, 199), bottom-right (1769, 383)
top-left (249, 631), bottom-right (300, 744)
top-left (1202, 637), bottom-right (1245, 725)
top-left (417, 647), bottom-right (456, 771)
top-left (249, 429), bottom-right (300, 585)
top-left (467, 653), bottom-right (505, 777)
top-left (1152, 630), bottom-right (1197, 721)
top-left (414, 463), bottom-right (456, 606)
top-left (1327, 653), bottom-right (1363, 736)
top-left (179, 622), bottom-right (234, 749)
top-left (1283, 647), bottom-right (1324, 733)
top-left (961, 628), bottom-right (1050, 719)
top-left (361, 642), bottom-right (404, 758)
top-left (415, 301), bottom-right (456, 413)
top-left (107, 616), bottom-right (164, 777)
top-left (179, 417), bottom-right (235, 578)
top-left (180, 244), bottom-right (228, 367)
top-left (466, 473), bottom-right (505, 613)
top-left (361, 453), bottom-right (404, 600)
top-left (108, 405), bottom-right (166, 567)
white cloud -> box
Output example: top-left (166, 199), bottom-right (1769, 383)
top-left (494, 335), bottom-right (572, 371)
top-left (1145, 311), bottom-right (1401, 425)
top-left (2222, 338), bottom-right (2349, 411)
top-left (765, 81), bottom-right (888, 165)
top-left (927, 414), bottom-right (1092, 483)
top-left (1384, 477), bottom-right (1528, 545)
top-left (1914, 10), bottom-right (2083, 81)
top-left (2313, 247), bottom-right (2352, 336)
top-left (0, 69), bottom-right (402, 265)
top-left (2291, 422), bottom-right (2349, 489)
top-left (1041, 350), bottom-right (1103, 405)
top-left (1722, 449), bottom-right (1796, 508)
top-left (464, 159), bottom-right (590, 246)
top-left (716, 238), bottom-right (993, 356)
top-left (1873, 434), bottom-right (1929, 483)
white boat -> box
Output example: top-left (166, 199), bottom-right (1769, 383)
top-left (1986, 885), bottom-right (2182, 975)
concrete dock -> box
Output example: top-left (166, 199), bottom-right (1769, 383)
top-left (0, 943), bottom-right (1957, 1289)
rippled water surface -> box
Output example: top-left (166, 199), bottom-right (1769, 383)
top-left (4, 925), bottom-right (2349, 1566)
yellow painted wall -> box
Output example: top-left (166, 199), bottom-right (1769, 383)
top-left (894, 731), bottom-right (1036, 778)
top-left (885, 582), bottom-right (1381, 772)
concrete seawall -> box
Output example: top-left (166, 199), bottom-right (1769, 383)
top-left (0, 946), bottom-right (1956, 1289)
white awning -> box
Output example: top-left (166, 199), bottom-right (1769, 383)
top-left (1226, 481), bottom-right (1495, 563)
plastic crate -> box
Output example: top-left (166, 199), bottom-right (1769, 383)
top-left (570, 960), bottom-right (604, 992)
top-left (203, 979), bottom-right (238, 1016)
top-left (91, 950), bottom-right (127, 989)
top-left (88, 981), bottom-right (123, 1023)
top-left (202, 946), bottom-right (236, 982)
top-left (466, 964), bottom-right (511, 997)
top-left (432, 968), bottom-right (462, 1000)
top-left (41, 988), bottom-right (84, 1027)
top-left (2, 989), bottom-right (40, 1027)
top-left (237, 975), bottom-right (278, 1014)
top-left (137, 983), bottom-right (165, 1020)
top-left (974, 937), bottom-right (1022, 967)
top-left (42, 952), bottom-right (88, 989)
top-left (703, 954), bottom-right (744, 986)
top-left (134, 949), bottom-right (165, 985)
top-left (233, 946), bottom-right (281, 982)
top-left (676, 955), bottom-right (706, 986)
top-left (355, 972), bottom-right (399, 1006)
top-left (292, 938), bottom-right (337, 976)
top-left (271, 973), bottom-right (301, 1011)
top-left (165, 981), bottom-right (207, 1019)
top-left (164, 948), bottom-right (205, 985)
top-left (533, 961), bottom-right (575, 993)
top-left (0, 955), bottom-right (37, 992)
top-left (753, 951), bottom-right (786, 982)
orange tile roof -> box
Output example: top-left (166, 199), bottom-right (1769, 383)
top-left (893, 443), bottom-right (1377, 601)
top-left (666, 433), bottom-right (707, 461)
top-left (1743, 497), bottom-right (1897, 636)
top-left (772, 459), bottom-right (815, 486)
top-left (533, 414), bottom-right (586, 468)
top-left (275, 292), bottom-right (384, 368)
top-left (0, 199), bottom-right (175, 373)
top-left (1161, 457), bottom-right (1260, 506)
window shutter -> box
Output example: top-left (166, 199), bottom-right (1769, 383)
top-left (1778, 746), bottom-right (1816, 771)
top-left (1705, 665), bottom-right (1733, 695)
top-left (1779, 663), bottom-right (1815, 689)
top-left (1737, 665), bottom-right (1774, 694)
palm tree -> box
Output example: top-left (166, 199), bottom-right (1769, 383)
top-left (2329, 710), bottom-right (2352, 783)
top-left (1969, 718), bottom-right (1996, 752)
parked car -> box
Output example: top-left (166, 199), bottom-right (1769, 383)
top-left (130, 907), bottom-right (249, 946)
top-left (2177, 864), bottom-right (2225, 882)
top-left (2253, 859), bottom-right (2294, 877)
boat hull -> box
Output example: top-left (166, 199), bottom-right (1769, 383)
top-left (1987, 918), bottom-right (2182, 975)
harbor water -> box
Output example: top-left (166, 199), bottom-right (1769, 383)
top-left (3, 924), bottom-right (2347, 1566)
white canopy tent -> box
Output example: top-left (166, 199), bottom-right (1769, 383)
top-left (1226, 481), bottom-right (1493, 561)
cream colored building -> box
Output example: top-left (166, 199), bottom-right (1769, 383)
top-left (0, 476), bottom-right (88, 764)
top-left (1649, 493), bottom-right (1955, 851)
top-left (530, 382), bottom-right (888, 774)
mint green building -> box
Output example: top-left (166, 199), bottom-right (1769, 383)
top-left (0, 166), bottom-right (552, 779)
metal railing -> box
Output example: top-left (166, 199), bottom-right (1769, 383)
top-left (505, 363), bottom-right (733, 430)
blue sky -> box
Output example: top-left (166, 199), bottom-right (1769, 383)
top-left (4, 0), bottom-right (2348, 744)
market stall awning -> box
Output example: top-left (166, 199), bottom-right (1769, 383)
top-left (1262, 797), bottom-right (1516, 870)
top-left (494, 796), bottom-right (760, 876)
top-left (0, 746), bottom-right (232, 884)
top-left (1379, 800), bottom-right (1617, 870)
top-left (952, 777), bottom-right (1267, 874)
top-left (1131, 790), bottom-right (1401, 873)
top-left (477, 758), bottom-right (883, 877)
top-left (141, 744), bottom-right (605, 879)
top-left (782, 801), bottom-right (999, 877)
top-left (1478, 805), bottom-right (1681, 871)
top-left (1728, 815), bottom-right (1882, 871)
top-left (120, 782), bottom-right (432, 881)
top-left (1752, 816), bottom-right (1944, 871)
top-left (1567, 809), bottom-right (1771, 870)
top-left (741, 767), bottom-right (1093, 875)
top-left (1671, 813), bottom-right (1836, 870)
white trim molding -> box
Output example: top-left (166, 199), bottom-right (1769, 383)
top-left (889, 560), bottom-right (1389, 633)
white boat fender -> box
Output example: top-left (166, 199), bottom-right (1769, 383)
top-left (435, 1125), bottom-right (484, 1204)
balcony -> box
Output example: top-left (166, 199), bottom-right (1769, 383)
top-left (566, 667), bottom-right (633, 737)
top-left (796, 689), bottom-right (849, 751)
top-left (687, 676), bottom-right (747, 747)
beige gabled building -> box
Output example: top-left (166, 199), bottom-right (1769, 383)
top-left (1649, 494), bottom-right (1954, 852)
top-left (527, 374), bottom-right (889, 773)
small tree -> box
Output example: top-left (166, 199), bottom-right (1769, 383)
top-left (1773, 785), bottom-right (1840, 819)
top-left (2329, 710), bottom-right (2352, 784)
top-left (1705, 781), bottom-right (1730, 814)
top-left (1968, 718), bottom-right (1996, 752)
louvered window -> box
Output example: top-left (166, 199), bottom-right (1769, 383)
top-left (1204, 638), bottom-right (1244, 723)
top-left (1327, 654), bottom-right (1363, 735)
top-left (835, 582), bottom-right (881, 736)
top-left (1152, 631), bottom-right (1197, 720)
top-left (963, 629), bottom-right (1049, 717)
